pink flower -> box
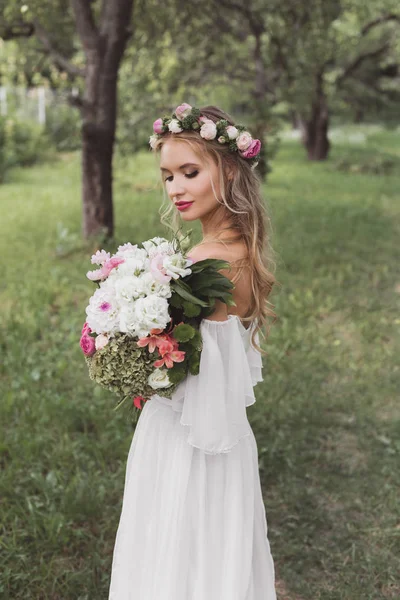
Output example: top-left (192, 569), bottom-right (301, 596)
top-left (95, 334), bottom-right (109, 350)
top-left (236, 131), bottom-right (253, 151)
top-left (175, 103), bottom-right (192, 120)
top-left (80, 332), bottom-right (96, 356)
top-left (81, 322), bottom-right (90, 335)
top-left (200, 119), bottom-right (217, 140)
top-left (149, 254), bottom-right (172, 283)
top-left (153, 349), bottom-right (186, 369)
top-left (153, 118), bottom-right (163, 134)
top-left (86, 256), bottom-right (125, 281)
top-left (133, 395), bottom-right (147, 410)
top-left (240, 138), bottom-right (261, 159)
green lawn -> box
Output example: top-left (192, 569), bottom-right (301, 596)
top-left (1, 128), bottom-right (399, 599)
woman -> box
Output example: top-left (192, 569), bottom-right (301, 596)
top-left (108, 103), bottom-right (278, 599)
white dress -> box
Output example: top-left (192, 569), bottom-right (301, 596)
top-left (108, 314), bottom-right (276, 600)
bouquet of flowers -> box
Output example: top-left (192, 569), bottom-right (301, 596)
top-left (80, 233), bottom-right (235, 422)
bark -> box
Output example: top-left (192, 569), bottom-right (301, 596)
top-left (298, 74), bottom-right (330, 161)
top-left (71, 0), bottom-right (134, 239)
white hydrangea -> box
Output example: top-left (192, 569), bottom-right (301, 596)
top-left (113, 254), bottom-right (148, 277)
top-left (119, 304), bottom-right (138, 337)
top-left (114, 275), bottom-right (145, 304)
top-left (134, 294), bottom-right (171, 337)
top-left (85, 282), bottom-right (120, 336)
top-left (138, 272), bottom-right (172, 298)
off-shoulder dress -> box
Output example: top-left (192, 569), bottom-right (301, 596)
top-left (108, 314), bottom-right (277, 600)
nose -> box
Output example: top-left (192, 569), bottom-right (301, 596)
top-left (168, 176), bottom-right (186, 200)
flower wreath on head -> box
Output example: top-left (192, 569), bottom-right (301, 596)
top-left (149, 103), bottom-right (261, 169)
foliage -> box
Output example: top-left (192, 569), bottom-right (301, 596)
top-left (0, 128), bottom-right (399, 597)
top-left (0, 116), bottom-right (51, 181)
top-left (332, 149), bottom-right (400, 174)
top-left (45, 102), bottom-right (81, 151)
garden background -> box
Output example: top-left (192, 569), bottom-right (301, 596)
top-left (1, 1), bottom-right (399, 598)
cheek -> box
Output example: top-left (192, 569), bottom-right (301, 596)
top-left (192, 174), bottom-right (214, 198)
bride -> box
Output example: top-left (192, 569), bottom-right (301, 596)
top-left (108, 103), bottom-right (278, 599)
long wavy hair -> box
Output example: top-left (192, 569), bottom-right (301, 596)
top-left (151, 105), bottom-right (279, 355)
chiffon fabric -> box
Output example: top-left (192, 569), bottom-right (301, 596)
top-left (108, 314), bottom-right (276, 600)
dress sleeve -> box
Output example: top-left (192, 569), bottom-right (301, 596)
top-left (245, 327), bottom-right (264, 387)
top-left (170, 315), bottom-right (259, 455)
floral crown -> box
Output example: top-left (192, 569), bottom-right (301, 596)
top-left (149, 103), bottom-right (261, 169)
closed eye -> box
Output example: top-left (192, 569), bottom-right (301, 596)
top-left (164, 170), bottom-right (198, 182)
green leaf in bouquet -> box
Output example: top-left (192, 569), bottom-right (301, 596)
top-left (169, 292), bottom-right (183, 308)
top-left (182, 300), bottom-right (201, 317)
top-left (172, 281), bottom-right (209, 306)
top-left (167, 364), bottom-right (187, 384)
top-left (173, 323), bottom-right (196, 342)
top-left (188, 258), bottom-right (231, 273)
top-left (188, 353), bottom-right (200, 375)
top-left (188, 328), bottom-right (202, 350)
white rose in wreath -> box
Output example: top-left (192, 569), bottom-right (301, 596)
top-left (168, 119), bottom-right (183, 133)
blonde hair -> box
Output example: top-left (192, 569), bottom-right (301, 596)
top-left (152, 105), bottom-right (279, 355)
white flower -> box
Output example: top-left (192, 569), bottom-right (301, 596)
top-left (114, 255), bottom-right (148, 277)
top-left (142, 237), bottom-right (170, 254)
top-left (148, 368), bottom-right (172, 390)
top-left (168, 119), bottom-right (183, 133)
top-left (217, 136), bottom-right (226, 144)
top-left (236, 131), bottom-right (253, 151)
top-left (143, 238), bottom-right (175, 259)
top-left (119, 305), bottom-right (138, 337)
top-left (85, 283), bottom-right (120, 335)
top-left (91, 249), bottom-right (110, 265)
top-left (114, 275), bottom-right (144, 304)
top-left (95, 334), bottom-right (109, 350)
top-left (162, 254), bottom-right (193, 279)
top-left (200, 119), bottom-right (217, 140)
top-left (134, 294), bottom-right (171, 337)
top-left (116, 242), bottom-right (138, 256)
top-left (138, 272), bottom-right (172, 298)
top-left (226, 126), bottom-right (239, 140)
top-left (149, 134), bottom-right (159, 149)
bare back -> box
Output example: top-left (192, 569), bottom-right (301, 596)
top-left (188, 240), bottom-right (253, 324)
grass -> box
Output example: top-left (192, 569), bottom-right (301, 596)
top-left (1, 127), bottom-right (399, 599)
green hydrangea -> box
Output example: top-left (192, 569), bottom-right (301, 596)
top-left (84, 333), bottom-right (180, 406)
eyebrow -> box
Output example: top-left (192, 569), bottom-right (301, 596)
top-left (160, 162), bottom-right (200, 172)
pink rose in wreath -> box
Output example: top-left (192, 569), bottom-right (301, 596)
top-left (240, 139), bottom-right (261, 159)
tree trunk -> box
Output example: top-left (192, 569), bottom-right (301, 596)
top-left (71, 0), bottom-right (134, 239)
top-left (81, 51), bottom-right (118, 239)
top-left (299, 76), bottom-right (330, 161)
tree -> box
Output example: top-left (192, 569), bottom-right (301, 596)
top-left (1, 0), bottom-right (135, 239)
top-left (208, 0), bottom-right (400, 161)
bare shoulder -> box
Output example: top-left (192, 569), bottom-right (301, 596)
top-left (187, 243), bottom-right (233, 322)
top-left (187, 241), bottom-right (246, 266)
